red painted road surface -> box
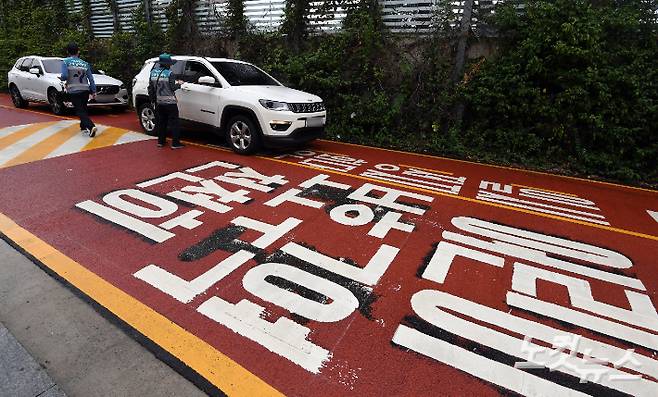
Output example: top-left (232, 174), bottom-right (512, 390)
top-left (1, 95), bottom-right (657, 396)
top-left (0, 94), bottom-right (141, 130)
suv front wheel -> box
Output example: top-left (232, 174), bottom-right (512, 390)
top-left (226, 115), bottom-right (261, 154)
top-left (138, 102), bottom-right (157, 135)
top-left (48, 89), bottom-right (65, 115)
top-left (10, 85), bottom-right (28, 108)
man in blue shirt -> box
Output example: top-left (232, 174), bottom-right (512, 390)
top-left (149, 53), bottom-right (184, 148)
top-left (61, 42), bottom-right (98, 137)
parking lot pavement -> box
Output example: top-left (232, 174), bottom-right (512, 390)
top-left (0, 96), bottom-right (657, 396)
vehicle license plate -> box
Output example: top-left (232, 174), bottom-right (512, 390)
top-left (305, 117), bottom-right (325, 128)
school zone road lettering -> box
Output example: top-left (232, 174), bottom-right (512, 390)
top-left (0, 100), bottom-right (656, 396)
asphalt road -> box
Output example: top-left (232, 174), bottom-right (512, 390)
top-left (0, 94), bottom-right (657, 397)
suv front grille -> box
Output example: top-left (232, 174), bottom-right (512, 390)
top-left (290, 102), bottom-right (325, 113)
top-left (97, 85), bottom-right (120, 95)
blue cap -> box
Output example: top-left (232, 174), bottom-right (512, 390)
top-left (158, 53), bottom-right (177, 65)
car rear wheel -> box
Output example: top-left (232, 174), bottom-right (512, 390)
top-left (48, 89), bottom-right (65, 115)
top-left (10, 85), bottom-right (27, 108)
top-left (138, 103), bottom-right (156, 135)
top-left (226, 115), bottom-right (261, 154)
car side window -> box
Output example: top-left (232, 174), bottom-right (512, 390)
top-left (19, 58), bottom-right (32, 72)
top-left (14, 58), bottom-right (24, 69)
top-left (182, 61), bottom-right (214, 84)
top-left (171, 60), bottom-right (185, 76)
top-left (148, 60), bottom-right (184, 78)
top-left (30, 59), bottom-right (43, 74)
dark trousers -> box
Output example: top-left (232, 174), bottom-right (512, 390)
top-left (69, 91), bottom-right (95, 131)
top-left (156, 103), bottom-right (181, 146)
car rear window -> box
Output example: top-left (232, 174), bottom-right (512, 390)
top-left (211, 62), bottom-right (278, 86)
top-left (42, 59), bottom-right (63, 73)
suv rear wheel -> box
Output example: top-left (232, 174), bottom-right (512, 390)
top-left (10, 85), bottom-right (27, 108)
top-left (226, 115), bottom-right (261, 154)
top-left (138, 102), bottom-right (157, 135)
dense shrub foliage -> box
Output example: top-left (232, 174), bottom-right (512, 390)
top-left (0, 0), bottom-right (656, 185)
top-left (0, 0), bottom-right (87, 87)
top-left (463, 0), bottom-right (658, 182)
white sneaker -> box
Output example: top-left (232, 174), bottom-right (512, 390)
top-left (81, 128), bottom-right (89, 135)
top-left (89, 126), bottom-right (98, 138)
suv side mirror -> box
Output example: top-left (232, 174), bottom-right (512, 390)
top-left (197, 76), bottom-right (216, 85)
top-left (98, 70), bottom-right (106, 75)
top-left (29, 67), bottom-right (41, 75)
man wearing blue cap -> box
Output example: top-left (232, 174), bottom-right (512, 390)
top-left (149, 53), bottom-right (184, 148)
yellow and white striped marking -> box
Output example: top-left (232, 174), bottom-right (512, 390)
top-left (0, 121), bottom-right (153, 168)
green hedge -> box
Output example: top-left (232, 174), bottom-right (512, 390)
top-left (0, 1), bottom-right (161, 91)
top-left (0, 0), bottom-right (89, 88)
top-left (462, 0), bottom-right (658, 183)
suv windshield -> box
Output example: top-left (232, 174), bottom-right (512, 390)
top-left (42, 59), bottom-right (63, 74)
top-left (211, 62), bottom-right (278, 86)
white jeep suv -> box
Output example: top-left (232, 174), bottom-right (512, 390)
top-left (132, 56), bottom-right (326, 154)
top-left (8, 56), bottom-right (129, 115)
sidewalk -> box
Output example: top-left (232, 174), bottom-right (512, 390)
top-left (0, 322), bottom-right (66, 397)
top-left (0, 238), bottom-right (206, 397)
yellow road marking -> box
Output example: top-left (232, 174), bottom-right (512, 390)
top-left (511, 183), bottom-right (579, 197)
top-left (2, 124), bottom-right (81, 168)
top-left (0, 213), bottom-right (283, 397)
top-left (318, 139), bottom-right (658, 194)
top-left (81, 126), bottom-right (128, 151)
top-left (399, 164), bottom-right (454, 175)
top-left (153, 139), bottom-right (658, 242)
top-left (260, 156), bottom-right (658, 242)
top-left (0, 122), bottom-right (58, 151)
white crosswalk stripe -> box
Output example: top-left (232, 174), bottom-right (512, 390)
top-left (0, 121), bottom-right (76, 165)
top-left (0, 124), bottom-right (30, 139)
top-left (115, 131), bottom-right (153, 145)
top-left (648, 210), bottom-right (658, 224)
top-left (44, 125), bottom-right (111, 159)
top-left (0, 122), bottom-right (155, 167)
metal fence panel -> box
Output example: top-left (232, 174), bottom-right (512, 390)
top-left (150, 0), bottom-right (174, 30)
top-left (196, 0), bottom-right (223, 33)
top-left (117, 0), bottom-right (143, 32)
top-left (89, 1), bottom-right (115, 37)
top-left (67, 0), bottom-right (502, 37)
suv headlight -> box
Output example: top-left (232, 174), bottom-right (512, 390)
top-left (259, 99), bottom-right (290, 111)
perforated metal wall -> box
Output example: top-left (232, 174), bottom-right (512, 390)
top-left (67, 0), bottom-right (500, 37)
